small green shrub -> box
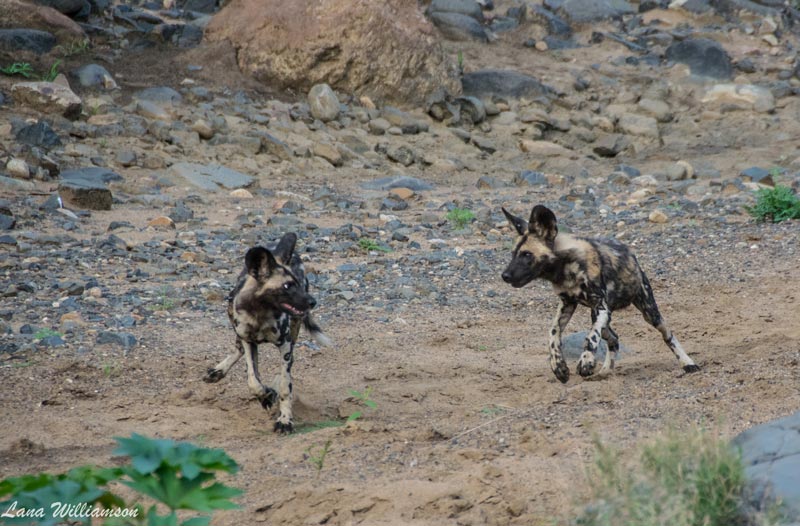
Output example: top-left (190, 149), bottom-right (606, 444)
top-left (576, 427), bottom-right (754, 526)
top-left (38, 60), bottom-right (62, 82)
top-left (56, 39), bottom-right (90, 57)
top-left (357, 238), bottom-right (391, 253)
top-left (304, 440), bottom-right (332, 479)
top-left (446, 207), bottom-right (475, 229)
top-left (747, 185), bottom-right (800, 223)
top-left (0, 434), bottom-right (242, 526)
top-left (33, 328), bottom-right (61, 340)
top-left (346, 387), bottom-right (377, 423)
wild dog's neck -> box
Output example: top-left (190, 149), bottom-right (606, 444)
top-left (538, 249), bottom-right (578, 284)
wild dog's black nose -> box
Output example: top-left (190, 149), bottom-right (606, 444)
top-left (501, 271), bottom-right (512, 283)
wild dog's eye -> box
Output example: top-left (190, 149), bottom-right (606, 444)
top-left (520, 251), bottom-right (533, 259)
top-left (283, 282), bottom-right (294, 290)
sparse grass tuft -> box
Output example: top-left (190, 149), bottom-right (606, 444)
top-left (304, 440), bottom-right (332, 479)
top-left (576, 427), bottom-right (769, 526)
top-left (33, 328), bottom-right (61, 340)
top-left (0, 62), bottom-right (34, 78)
top-left (446, 207), bottom-right (475, 229)
top-left (56, 39), bottom-right (90, 57)
top-left (747, 184), bottom-right (800, 223)
top-left (293, 420), bottom-right (345, 434)
top-left (38, 59), bottom-right (62, 82)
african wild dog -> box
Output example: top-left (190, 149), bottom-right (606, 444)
top-left (501, 205), bottom-right (700, 383)
top-left (203, 232), bottom-right (331, 433)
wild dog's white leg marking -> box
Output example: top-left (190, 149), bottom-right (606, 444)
top-left (243, 341), bottom-right (268, 398)
top-left (549, 299), bottom-right (576, 383)
top-left (578, 306), bottom-right (609, 377)
top-left (274, 342), bottom-right (294, 433)
top-left (656, 322), bottom-right (699, 371)
top-left (599, 324), bottom-right (619, 375)
top-left (203, 338), bottom-right (244, 383)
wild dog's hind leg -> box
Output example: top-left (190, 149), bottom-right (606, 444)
top-left (549, 298), bottom-right (577, 383)
top-left (578, 303), bottom-right (609, 378)
top-left (273, 341), bottom-right (295, 434)
top-left (599, 323), bottom-right (619, 375)
top-left (204, 337), bottom-right (245, 383)
top-left (634, 275), bottom-right (700, 373)
top-left (243, 341), bottom-right (277, 409)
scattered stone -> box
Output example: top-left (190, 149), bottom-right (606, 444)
top-left (115, 150), bottom-right (137, 167)
top-left (11, 81), bottom-right (82, 119)
top-left (58, 178), bottom-right (112, 210)
top-left (701, 84), bottom-right (775, 113)
top-left (637, 98), bottom-right (672, 122)
top-left (389, 187), bottom-right (415, 200)
top-left (192, 119), bottom-right (214, 140)
top-left (361, 176), bottom-right (434, 191)
top-left (428, 11), bottom-right (489, 42)
top-left (96, 331), bottom-right (137, 348)
top-left (648, 210), bottom-right (668, 223)
top-left (426, 0), bottom-right (484, 22)
top-left (665, 38), bottom-right (733, 79)
top-left (555, 0), bottom-right (635, 23)
top-left (369, 118), bottom-right (391, 135)
top-left (313, 143), bottom-right (344, 167)
top-left (70, 64), bottom-right (117, 90)
top-left (387, 146), bottom-right (416, 166)
top-left (61, 167), bottom-right (122, 185)
top-left (147, 216), bottom-right (176, 229)
top-left (230, 189), bottom-right (254, 199)
top-left (617, 113), bottom-right (660, 139)
top-left (308, 83), bottom-right (340, 122)
top-left (6, 159), bottom-right (30, 179)
top-left (0, 214), bottom-right (15, 230)
top-left (0, 29), bottom-right (56, 54)
top-left (461, 70), bottom-right (554, 99)
top-left (740, 167), bottom-right (775, 186)
top-left (471, 135), bottom-right (496, 154)
top-left (259, 132), bottom-right (293, 160)
top-left (133, 86), bottom-right (183, 106)
top-left (15, 120), bottom-right (62, 149)
top-left (456, 96), bottom-right (486, 125)
top-left (381, 107), bottom-right (423, 134)
top-left (519, 139), bottom-right (572, 157)
top-left (513, 170), bottom-right (548, 186)
top-left (476, 175), bottom-right (503, 189)
top-left (170, 162), bottom-right (254, 191)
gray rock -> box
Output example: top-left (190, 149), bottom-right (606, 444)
top-left (11, 82), bottom-right (82, 119)
top-left (115, 150), bottom-right (137, 167)
top-left (170, 162), bottom-right (253, 191)
top-left (489, 16), bottom-right (519, 32)
top-left (60, 167), bottom-right (122, 184)
top-left (555, 0), bottom-right (635, 23)
top-left (35, 0), bottom-right (88, 16)
top-left (513, 170), bottom-right (548, 186)
top-left (16, 120), bottom-right (62, 149)
top-left (456, 96), bottom-right (486, 124)
top-left (593, 134), bottom-right (629, 157)
top-left (361, 176), bottom-right (434, 191)
top-left (58, 177), bottom-right (112, 210)
top-left (381, 107), bottom-right (422, 134)
top-left (429, 12), bottom-right (489, 42)
top-left (0, 29), bottom-right (56, 55)
top-left (96, 331), bottom-right (137, 348)
top-left (308, 83), bottom-right (340, 122)
top-left (387, 146), bottom-right (416, 166)
top-left (732, 411), bottom-right (800, 522)
top-left (740, 167), bottom-right (775, 186)
top-left (617, 113), bottom-right (660, 139)
top-left (462, 70), bottom-right (554, 99)
top-left (471, 135), bottom-right (496, 154)
top-left (369, 118), bottom-right (391, 135)
top-left (0, 214), bottom-right (15, 230)
top-left (0, 176), bottom-right (35, 191)
top-left (70, 64), bottom-right (117, 90)
top-left (133, 86), bottom-right (183, 106)
top-left (560, 331), bottom-right (609, 361)
top-left (426, 0), bottom-right (484, 22)
top-left (529, 5), bottom-right (572, 37)
top-left (476, 175), bottom-right (504, 189)
top-left (258, 132), bottom-right (293, 160)
top-left (665, 38), bottom-right (733, 79)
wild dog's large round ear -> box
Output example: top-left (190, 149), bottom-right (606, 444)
top-left (529, 205), bottom-right (558, 243)
top-left (502, 207), bottom-right (528, 235)
top-left (273, 232), bottom-right (297, 263)
top-left (245, 246), bottom-right (278, 280)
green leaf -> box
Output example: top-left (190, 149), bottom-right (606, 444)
top-left (180, 516), bottom-right (211, 526)
top-left (346, 411), bottom-right (362, 422)
top-left (146, 506), bottom-right (178, 526)
top-left (364, 400), bottom-right (377, 409)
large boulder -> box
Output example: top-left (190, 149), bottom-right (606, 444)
top-left (204, 0), bottom-right (461, 104)
top-left (0, 0), bottom-right (85, 42)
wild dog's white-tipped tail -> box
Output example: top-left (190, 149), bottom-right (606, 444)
top-left (304, 314), bottom-right (332, 348)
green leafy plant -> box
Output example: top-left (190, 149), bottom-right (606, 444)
top-left (457, 50), bottom-right (464, 73)
top-left (33, 328), bottom-right (61, 340)
top-left (38, 60), bottom-right (62, 82)
top-left (346, 387), bottom-right (377, 423)
top-left (102, 361), bottom-right (122, 378)
top-left (0, 62), bottom-right (34, 78)
top-left (304, 440), bottom-right (332, 479)
top-left (747, 185), bottom-right (800, 223)
top-left (149, 288), bottom-right (176, 312)
top-left (446, 207), bottom-right (475, 229)
top-left (576, 427), bottom-right (769, 526)
top-left (357, 238), bottom-right (391, 253)
top-left (0, 434), bottom-right (242, 526)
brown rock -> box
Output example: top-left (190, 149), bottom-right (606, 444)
top-left (148, 216), bottom-right (176, 229)
top-left (204, 0), bottom-right (461, 104)
top-left (0, 0), bottom-right (85, 42)
top-left (11, 81), bottom-right (82, 119)
top-left (389, 187), bottom-right (415, 200)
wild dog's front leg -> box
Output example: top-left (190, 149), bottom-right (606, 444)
top-left (549, 299), bottom-right (577, 383)
top-left (578, 304), bottom-right (609, 377)
top-left (203, 337), bottom-right (245, 383)
top-left (598, 323), bottom-right (619, 375)
top-left (243, 341), bottom-right (277, 409)
top-left (273, 342), bottom-right (295, 434)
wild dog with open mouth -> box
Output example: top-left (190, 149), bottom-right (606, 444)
top-left (203, 233), bottom-right (331, 433)
top-left (501, 205), bottom-right (700, 383)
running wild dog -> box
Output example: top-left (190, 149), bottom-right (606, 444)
top-left (203, 233), bottom-right (331, 433)
top-left (501, 205), bottom-right (700, 383)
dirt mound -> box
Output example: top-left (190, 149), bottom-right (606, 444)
top-left (204, 0), bottom-right (461, 104)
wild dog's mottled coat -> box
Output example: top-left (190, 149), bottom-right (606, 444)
top-left (203, 233), bottom-right (330, 433)
top-left (501, 205), bottom-right (700, 383)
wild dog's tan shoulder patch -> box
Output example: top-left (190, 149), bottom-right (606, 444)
top-left (555, 234), bottom-right (601, 279)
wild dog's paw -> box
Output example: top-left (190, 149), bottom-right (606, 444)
top-left (258, 388), bottom-right (278, 409)
top-left (682, 364), bottom-right (701, 373)
top-left (577, 351), bottom-right (596, 378)
top-left (203, 368), bottom-right (225, 383)
top-left (550, 358), bottom-right (570, 384)
top-left (273, 420), bottom-right (294, 434)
